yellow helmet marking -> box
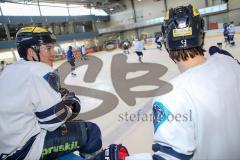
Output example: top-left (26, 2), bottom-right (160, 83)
top-left (164, 10), bottom-right (169, 21)
top-left (18, 27), bottom-right (48, 33)
top-left (33, 27), bottom-right (48, 33)
top-left (18, 27), bottom-right (35, 33)
top-left (192, 5), bottom-right (200, 16)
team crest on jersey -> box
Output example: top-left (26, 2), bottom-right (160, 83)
top-left (153, 101), bottom-right (170, 133)
top-left (43, 72), bottom-right (61, 92)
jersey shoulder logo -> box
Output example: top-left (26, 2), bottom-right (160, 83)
top-left (43, 72), bottom-right (61, 92)
top-left (153, 101), bottom-right (170, 133)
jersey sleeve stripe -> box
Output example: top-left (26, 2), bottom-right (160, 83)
top-left (35, 101), bottom-right (66, 119)
top-left (152, 154), bottom-right (167, 160)
top-left (38, 109), bottom-right (69, 124)
top-left (152, 144), bottom-right (193, 160)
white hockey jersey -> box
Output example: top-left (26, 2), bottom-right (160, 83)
top-left (134, 40), bottom-right (144, 52)
top-left (81, 46), bottom-right (86, 55)
top-left (227, 24), bottom-right (235, 36)
top-left (123, 41), bottom-right (129, 47)
top-left (152, 54), bottom-right (240, 160)
top-left (156, 37), bottom-right (162, 43)
top-left (0, 60), bottom-right (68, 160)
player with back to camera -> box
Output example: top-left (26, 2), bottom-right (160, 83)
top-left (127, 4), bottom-right (240, 160)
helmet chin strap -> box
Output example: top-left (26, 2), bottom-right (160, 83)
top-left (31, 45), bottom-right (41, 62)
top-left (32, 56), bottom-right (40, 62)
top-left (36, 53), bottom-right (41, 62)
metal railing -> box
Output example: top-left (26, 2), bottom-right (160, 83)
top-left (98, 3), bottom-right (228, 34)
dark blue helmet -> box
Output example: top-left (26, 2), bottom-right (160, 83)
top-left (162, 4), bottom-right (205, 52)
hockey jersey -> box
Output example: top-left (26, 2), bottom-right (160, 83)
top-left (134, 40), bottom-right (144, 52)
top-left (152, 54), bottom-right (240, 159)
top-left (227, 24), bottom-right (235, 36)
top-left (0, 60), bottom-right (69, 160)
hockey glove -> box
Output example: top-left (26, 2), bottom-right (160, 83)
top-left (62, 92), bottom-right (81, 120)
top-left (59, 87), bottom-right (70, 97)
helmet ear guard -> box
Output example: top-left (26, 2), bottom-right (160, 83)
top-left (31, 45), bottom-right (41, 55)
top-left (16, 42), bottom-right (41, 61)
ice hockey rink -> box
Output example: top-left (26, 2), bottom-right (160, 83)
top-left (53, 33), bottom-right (240, 155)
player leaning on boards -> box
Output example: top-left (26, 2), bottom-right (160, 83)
top-left (0, 27), bottom-right (129, 160)
top-left (127, 4), bottom-right (240, 160)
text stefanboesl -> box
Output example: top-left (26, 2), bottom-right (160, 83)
top-left (118, 109), bottom-right (192, 122)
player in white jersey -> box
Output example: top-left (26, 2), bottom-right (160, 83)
top-left (0, 26), bottom-right (130, 160)
top-left (152, 5), bottom-right (240, 160)
top-left (155, 34), bottom-right (162, 50)
top-left (227, 21), bottom-right (235, 46)
top-left (0, 27), bottom-right (104, 160)
top-left (126, 4), bottom-right (240, 160)
top-left (134, 38), bottom-right (144, 63)
top-left (80, 45), bottom-right (88, 61)
top-left (123, 40), bottom-right (130, 54)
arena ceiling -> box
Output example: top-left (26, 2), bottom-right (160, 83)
top-left (0, 0), bottom-right (127, 14)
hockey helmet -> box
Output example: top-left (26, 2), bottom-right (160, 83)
top-left (16, 26), bottom-right (56, 59)
top-left (162, 4), bottom-right (205, 51)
